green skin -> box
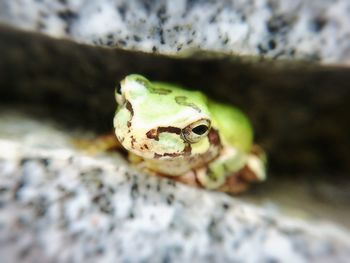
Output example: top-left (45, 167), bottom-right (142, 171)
top-left (114, 74), bottom-right (266, 191)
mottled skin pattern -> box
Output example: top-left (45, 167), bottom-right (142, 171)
top-left (114, 74), bottom-right (266, 193)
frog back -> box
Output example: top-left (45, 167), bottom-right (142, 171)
top-left (208, 100), bottom-right (253, 152)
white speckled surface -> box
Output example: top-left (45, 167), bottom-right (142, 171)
top-left (0, 0), bottom-right (350, 64)
top-left (0, 111), bottom-right (350, 263)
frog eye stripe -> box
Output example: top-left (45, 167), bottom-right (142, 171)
top-left (146, 126), bottom-right (181, 141)
top-left (207, 128), bottom-right (221, 146)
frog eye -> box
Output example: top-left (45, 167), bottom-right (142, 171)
top-left (182, 119), bottom-right (211, 143)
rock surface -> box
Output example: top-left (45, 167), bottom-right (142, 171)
top-left (0, 1), bottom-right (350, 262)
top-left (1, 0), bottom-right (350, 64)
top-left (0, 110), bottom-right (350, 263)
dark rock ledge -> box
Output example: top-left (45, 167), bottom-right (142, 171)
top-left (1, 25), bottom-right (350, 175)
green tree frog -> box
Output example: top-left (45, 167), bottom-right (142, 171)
top-left (114, 74), bottom-right (267, 193)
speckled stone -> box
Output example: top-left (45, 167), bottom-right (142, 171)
top-left (0, 111), bottom-right (350, 263)
top-left (0, 0), bottom-right (350, 64)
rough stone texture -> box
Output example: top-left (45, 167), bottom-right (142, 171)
top-left (0, 111), bottom-right (350, 263)
top-left (1, 0), bottom-right (350, 64)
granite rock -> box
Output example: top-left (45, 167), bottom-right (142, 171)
top-left (1, 0), bottom-right (350, 64)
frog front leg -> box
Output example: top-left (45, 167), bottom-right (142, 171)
top-left (73, 133), bottom-right (122, 155)
top-left (196, 145), bottom-right (267, 194)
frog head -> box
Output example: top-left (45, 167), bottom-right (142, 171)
top-left (114, 74), bottom-right (213, 160)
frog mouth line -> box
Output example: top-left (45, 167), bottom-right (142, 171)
top-left (153, 143), bottom-right (192, 159)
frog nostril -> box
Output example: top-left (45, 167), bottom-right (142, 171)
top-left (116, 84), bottom-right (122, 95)
top-left (115, 84), bottom-right (126, 105)
top-left (192, 125), bottom-right (208, 135)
